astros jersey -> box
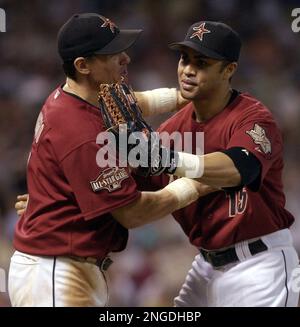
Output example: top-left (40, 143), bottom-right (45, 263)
top-left (14, 86), bottom-right (141, 258)
top-left (135, 91), bottom-right (294, 250)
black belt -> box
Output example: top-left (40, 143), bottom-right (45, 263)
top-left (69, 256), bottom-right (113, 271)
top-left (200, 239), bottom-right (268, 268)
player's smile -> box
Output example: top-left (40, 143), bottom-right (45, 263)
top-left (181, 79), bottom-right (197, 91)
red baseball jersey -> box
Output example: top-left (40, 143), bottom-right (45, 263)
top-left (14, 86), bottom-right (141, 258)
top-left (135, 91), bottom-right (294, 250)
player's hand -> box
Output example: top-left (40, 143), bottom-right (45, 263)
top-left (97, 83), bottom-right (179, 177)
top-left (168, 176), bottom-right (219, 199)
top-left (15, 194), bottom-right (29, 216)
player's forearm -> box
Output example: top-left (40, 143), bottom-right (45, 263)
top-left (113, 190), bottom-right (177, 228)
top-left (135, 89), bottom-right (188, 117)
top-left (174, 152), bottom-right (241, 188)
top-left (112, 178), bottom-right (201, 229)
top-left (199, 152), bottom-right (241, 187)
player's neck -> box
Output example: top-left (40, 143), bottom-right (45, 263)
top-left (193, 87), bottom-right (233, 122)
top-left (63, 78), bottom-right (99, 107)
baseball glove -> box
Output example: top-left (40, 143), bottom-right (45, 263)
top-left (98, 83), bottom-right (178, 177)
top-left (98, 83), bottom-right (153, 136)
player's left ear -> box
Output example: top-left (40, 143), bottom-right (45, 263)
top-left (223, 62), bottom-right (238, 81)
top-left (74, 57), bottom-right (91, 76)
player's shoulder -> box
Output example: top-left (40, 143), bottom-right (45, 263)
top-left (232, 91), bottom-right (282, 140)
top-left (36, 86), bottom-right (105, 159)
top-left (235, 91), bottom-right (275, 121)
top-left (42, 86), bottom-right (104, 136)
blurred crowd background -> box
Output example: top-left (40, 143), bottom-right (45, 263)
top-left (1, 0), bottom-right (300, 306)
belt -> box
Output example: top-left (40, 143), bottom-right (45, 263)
top-left (69, 256), bottom-right (113, 271)
top-left (200, 239), bottom-right (268, 268)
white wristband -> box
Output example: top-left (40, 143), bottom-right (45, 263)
top-left (142, 88), bottom-right (177, 115)
top-left (174, 152), bottom-right (204, 178)
top-left (164, 177), bottom-right (199, 209)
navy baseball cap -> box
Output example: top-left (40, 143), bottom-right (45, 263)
top-left (57, 13), bottom-right (143, 61)
top-left (169, 21), bottom-right (241, 62)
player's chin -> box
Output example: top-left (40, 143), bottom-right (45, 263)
top-left (179, 87), bottom-right (197, 100)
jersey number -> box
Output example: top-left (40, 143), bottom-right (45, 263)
top-left (227, 188), bottom-right (248, 217)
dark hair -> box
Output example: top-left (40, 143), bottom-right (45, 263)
top-left (62, 55), bottom-right (98, 81)
top-left (220, 60), bottom-right (234, 82)
top-left (62, 60), bottom-right (77, 80)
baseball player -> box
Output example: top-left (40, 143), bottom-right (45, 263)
top-left (133, 21), bottom-right (300, 306)
top-left (13, 18), bottom-right (300, 307)
top-left (8, 13), bottom-right (212, 307)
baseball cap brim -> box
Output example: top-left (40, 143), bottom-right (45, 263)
top-left (169, 41), bottom-right (226, 60)
top-left (93, 29), bottom-right (143, 55)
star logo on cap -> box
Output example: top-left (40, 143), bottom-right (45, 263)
top-left (100, 16), bottom-right (117, 33)
top-left (190, 22), bottom-right (211, 41)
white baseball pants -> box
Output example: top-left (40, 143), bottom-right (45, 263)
top-left (174, 229), bottom-right (300, 307)
top-left (8, 251), bottom-right (109, 307)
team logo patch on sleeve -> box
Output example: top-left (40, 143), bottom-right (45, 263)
top-left (246, 123), bottom-right (271, 154)
top-left (90, 167), bottom-right (129, 193)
